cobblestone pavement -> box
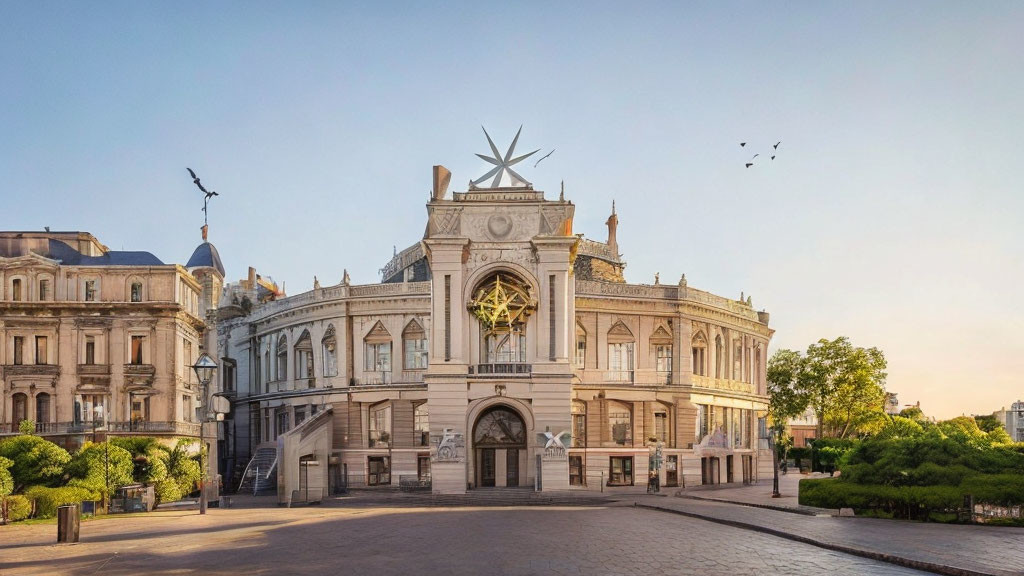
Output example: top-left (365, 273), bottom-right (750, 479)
top-left (631, 496), bottom-right (1024, 576)
top-left (0, 505), bottom-right (934, 576)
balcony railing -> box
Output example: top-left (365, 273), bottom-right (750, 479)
top-left (2, 364), bottom-right (60, 378)
top-left (471, 363), bottom-right (532, 376)
top-left (77, 364), bottom-right (112, 376)
top-left (351, 371), bottom-right (426, 386)
top-left (2, 420), bottom-right (201, 436)
top-left (124, 363), bottom-right (156, 377)
top-left (603, 370), bottom-right (634, 383)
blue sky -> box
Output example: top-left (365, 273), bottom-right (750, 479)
top-left (3, 2), bottom-right (1022, 418)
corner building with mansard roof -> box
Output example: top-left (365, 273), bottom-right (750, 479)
top-left (220, 168), bottom-right (774, 498)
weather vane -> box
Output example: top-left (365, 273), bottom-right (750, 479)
top-left (187, 167), bottom-right (219, 227)
top-left (471, 126), bottom-right (540, 189)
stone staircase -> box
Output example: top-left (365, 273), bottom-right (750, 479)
top-left (237, 446), bottom-right (278, 495)
top-left (343, 488), bottom-right (615, 508)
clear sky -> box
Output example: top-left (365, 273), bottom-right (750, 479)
top-left (3, 2), bottom-right (1022, 419)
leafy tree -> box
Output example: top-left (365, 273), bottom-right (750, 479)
top-left (0, 435), bottom-right (71, 492)
top-left (0, 456), bottom-right (13, 524)
top-left (65, 442), bottom-right (134, 501)
top-left (876, 416), bottom-right (924, 440)
top-left (974, 414), bottom-right (1004, 434)
top-left (152, 439), bottom-right (202, 502)
top-left (800, 337), bottom-right (887, 439)
top-left (18, 420), bottom-right (35, 436)
top-left (767, 349), bottom-right (811, 429)
top-left (898, 406), bottom-right (926, 423)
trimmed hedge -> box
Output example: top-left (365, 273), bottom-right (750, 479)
top-left (800, 475), bottom-right (1024, 521)
top-left (23, 486), bottom-right (96, 519)
top-left (4, 494), bottom-right (32, 522)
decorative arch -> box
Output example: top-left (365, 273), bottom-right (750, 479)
top-left (471, 271), bottom-right (534, 367)
top-left (363, 321), bottom-right (392, 376)
top-left (466, 396), bottom-right (535, 436)
top-left (126, 276), bottom-right (146, 302)
top-left (692, 330), bottom-right (708, 377)
top-left (463, 262), bottom-right (540, 307)
top-left (607, 320), bottom-right (634, 343)
top-left (607, 321), bottom-right (635, 378)
top-left (472, 405), bottom-right (526, 447)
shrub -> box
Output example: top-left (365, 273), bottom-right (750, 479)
top-left (4, 494), bottom-right (32, 522)
top-left (65, 442), bottom-right (134, 501)
top-left (23, 486), bottom-right (96, 519)
top-left (18, 420), bottom-right (36, 436)
top-left (0, 436), bottom-right (71, 492)
top-left (788, 447), bottom-right (810, 467)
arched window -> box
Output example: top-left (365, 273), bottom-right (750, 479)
top-left (691, 331), bottom-right (708, 377)
top-left (131, 281), bottom-right (143, 302)
top-left (651, 325), bottom-right (672, 381)
top-left (364, 321), bottom-right (392, 381)
top-left (35, 392), bottom-right (51, 424)
top-left (276, 335), bottom-right (288, 381)
top-left (12, 393), bottom-right (28, 425)
top-left (607, 321), bottom-right (634, 382)
top-left (402, 320), bottom-right (427, 370)
top-left (608, 400), bottom-right (632, 446)
top-left (471, 272), bottom-right (533, 369)
top-left (322, 325), bottom-right (338, 377)
top-left (294, 330), bottom-right (313, 380)
top-left (715, 334), bottom-right (723, 378)
top-left (414, 403), bottom-right (429, 446)
top-left (473, 406), bottom-right (525, 447)
top-left (571, 400), bottom-right (586, 447)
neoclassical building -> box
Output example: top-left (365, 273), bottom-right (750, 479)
top-left (220, 158), bottom-right (775, 498)
top-left (0, 230), bottom-right (223, 456)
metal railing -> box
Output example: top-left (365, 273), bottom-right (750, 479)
top-left (367, 430), bottom-right (391, 448)
top-left (472, 363), bottom-right (532, 375)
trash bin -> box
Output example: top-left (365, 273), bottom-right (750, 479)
top-left (57, 504), bottom-right (80, 543)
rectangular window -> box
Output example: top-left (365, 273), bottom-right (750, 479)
top-left (38, 279), bottom-right (49, 301)
top-left (35, 336), bottom-right (47, 365)
top-left (276, 410), bottom-right (288, 437)
top-left (656, 345), bottom-right (672, 375)
top-left (572, 413), bottom-right (586, 448)
top-left (131, 282), bottom-right (142, 302)
top-left (609, 456), bottom-right (634, 486)
top-left (569, 455), bottom-right (584, 486)
top-left (13, 336), bottom-right (24, 365)
top-left (296, 349), bottom-right (313, 379)
top-left (608, 342), bottom-right (634, 382)
top-left (575, 338), bottom-right (586, 367)
top-left (733, 343), bottom-right (742, 380)
top-left (364, 342), bottom-right (392, 373)
top-left (12, 279), bottom-right (22, 301)
top-left (417, 455), bottom-right (431, 483)
top-left (697, 404), bottom-right (708, 441)
top-left (77, 394), bottom-right (107, 423)
top-left (85, 280), bottom-right (96, 301)
top-left (654, 412), bottom-right (668, 443)
top-left (182, 395), bottom-right (192, 422)
top-left (131, 335), bottom-right (144, 364)
top-left (85, 336), bottom-right (96, 365)
top-left (369, 405), bottom-right (392, 447)
top-left (404, 337), bottom-right (428, 370)
top-left (295, 408), bottom-right (306, 427)
top-left (414, 404), bottom-right (429, 447)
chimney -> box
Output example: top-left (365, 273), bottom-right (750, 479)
top-left (432, 165), bottom-right (451, 200)
top-left (248, 267), bottom-right (257, 290)
top-left (201, 224), bottom-right (209, 242)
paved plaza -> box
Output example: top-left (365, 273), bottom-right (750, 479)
top-left (2, 504), bottom-right (932, 576)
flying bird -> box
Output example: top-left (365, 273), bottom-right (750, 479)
top-left (773, 141), bottom-right (781, 150)
top-left (534, 149), bottom-right (555, 167)
top-left (771, 155), bottom-right (776, 161)
top-left (751, 154), bottom-right (759, 160)
top-left (739, 142), bottom-right (746, 147)
top-left (186, 167), bottom-right (218, 200)
top-left (745, 163), bottom-right (754, 168)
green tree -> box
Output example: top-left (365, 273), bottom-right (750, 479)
top-left (766, 349), bottom-right (811, 495)
top-left (65, 442), bottom-right (134, 501)
top-left (876, 415), bottom-right (924, 440)
top-left (18, 420), bottom-right (36, 436)
top-left (0, 436), bottom-right (71, 492)
top-left (898, 406), bottom-right (926, 423)
top-left (974, 414), bottom-right (1003, 434)
top-left (800, 337), bottom-right (887, 439)
top-left (0, 456), bottom-right (13, 524)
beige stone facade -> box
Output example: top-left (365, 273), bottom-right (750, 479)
top-left (220, 171), bottom-right (773, 498)
top-left (0, 231), bottom-right (219, 452)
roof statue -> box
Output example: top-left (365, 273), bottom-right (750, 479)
top-left (187, 167), bottom-right (219, 228)
top-left (471, 126), bottom-right (539, 189)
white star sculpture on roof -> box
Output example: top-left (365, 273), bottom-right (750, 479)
top-left (472, 125), bottom-right (540, 188)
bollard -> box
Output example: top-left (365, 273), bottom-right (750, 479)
top-left (57, 504), bottom-right (80, 543)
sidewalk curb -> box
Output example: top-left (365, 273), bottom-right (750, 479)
top-left (675, 494), bottom-right (824, 516)
top-left (633, 502), bottom-right (995, 576)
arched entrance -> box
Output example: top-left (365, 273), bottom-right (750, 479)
top-left (473, 405), bottom-right (526, 488)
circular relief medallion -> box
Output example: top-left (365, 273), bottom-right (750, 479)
top-left (487, 214), bottom-right (513, 239)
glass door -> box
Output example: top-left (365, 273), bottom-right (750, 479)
top-left (506, 449), bottom-right (519, 487)
top-left (480, 449), bottom-right (496, 487)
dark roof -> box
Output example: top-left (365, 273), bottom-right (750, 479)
top-left (44, 240), bottom-right (165, 266)
top-left (186, 242), bottom-right (225, 276)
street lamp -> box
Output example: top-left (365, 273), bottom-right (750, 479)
top-left (191, 352), bottom-right (217, 515)
top-left (770, 427), bottom-right (781, 498)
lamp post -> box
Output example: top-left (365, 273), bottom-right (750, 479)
top-left (93, 405), bottom-right (109, 510)
top-left (191, 352), bottom-right (218, 515)
top-left (770, 427), bottom-right (781, 498)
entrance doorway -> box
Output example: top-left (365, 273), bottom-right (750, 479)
top-left (368, 456), bottom-right (390, 486)
top-left (472, 405), bottom-right (526, 488)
